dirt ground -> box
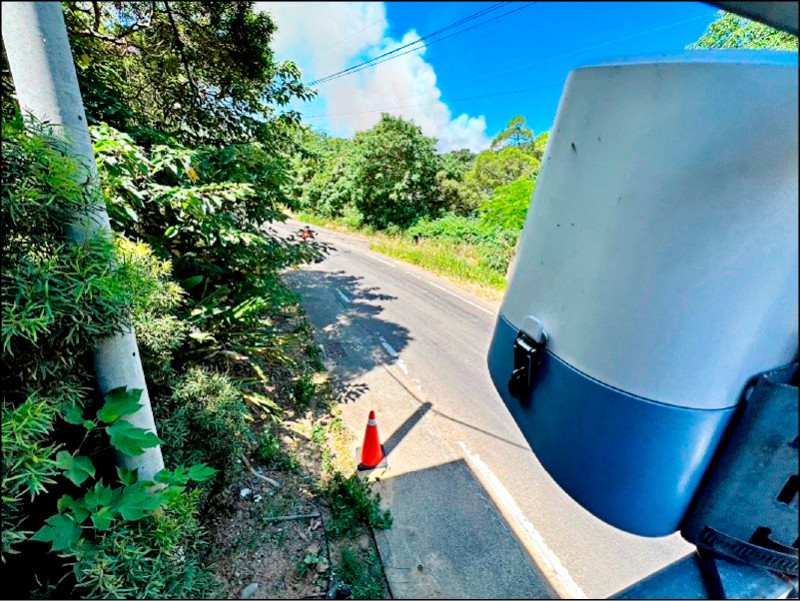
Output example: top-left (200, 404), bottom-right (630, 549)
top-left (205, 308), bottom-right (391, 600)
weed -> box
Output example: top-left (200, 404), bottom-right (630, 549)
top-left (293, 372), bottom-right (316, 407)
top-left (336, 547), bottom-right (386, 599)
top-left (324, 473), bottom-right (392, 538)
top-left (311, 421), bottom-right (326, 445)
top-left (254, 428), bottom-right (299, 472)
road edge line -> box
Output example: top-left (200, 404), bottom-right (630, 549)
top-left (459, 441), bottom-right (588, 600)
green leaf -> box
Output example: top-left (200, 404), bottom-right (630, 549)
top-left (56, 451), bottom-right (96, 486)
top-left (58, 494), bottom-right (90, 523)
top-left (90, 506), bottom-right (116, 530)
top-left (188, 464), bottom-right (217, 482)
top-left (31, 514), bottom-right (82, 551)
top-left (63, 403), bottom-right (85, 425)
top-left (117, 466), bottom-right (138, 485)
top-left (83, 481), bottom-right (114, 510)
top-left (114, 483), bottom-right (163, 521)
top-left (97, 388), bottom-right (143, 424)
top-left (180, 275), bottom-right (203, 290)
top-left (154, 466), bottom-right (189, 486)
top-left (106, 421), bottom-right (161, 456)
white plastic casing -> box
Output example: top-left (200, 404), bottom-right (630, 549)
top-left (501, 52), bottom-right (798, 410)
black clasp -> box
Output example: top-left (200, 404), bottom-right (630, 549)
top-left (508, 331), bottom-right (547, 400)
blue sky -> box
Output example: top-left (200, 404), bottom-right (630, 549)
top-left (260, 2), bottom-right (720, 152)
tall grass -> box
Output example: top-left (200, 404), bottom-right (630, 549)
top-left (287, 210), bottom-right (510, 299)
top-left (368, 236), bottom-right (507, 298)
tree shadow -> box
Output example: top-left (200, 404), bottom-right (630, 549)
top-left (282, 267), bottom-right (412, 384)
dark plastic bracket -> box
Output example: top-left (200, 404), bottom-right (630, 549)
top-left (508, 331), bottom-right (547, 400)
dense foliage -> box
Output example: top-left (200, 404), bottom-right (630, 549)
top-left (690, 10), bottom-right (799, 50)
top-left (289, 113), bottom-right (543, 278)
top-left (1, 118), bottom-right (218, 597)
top-left (61, 1), bottom-right (315, 147)
top-left (2, 1), bottom-right (324, 597)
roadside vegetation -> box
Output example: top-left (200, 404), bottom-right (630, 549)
top-left (1, 2), bottom-right (389, 598)
top-left (287, 113), bottom-right (542, 296)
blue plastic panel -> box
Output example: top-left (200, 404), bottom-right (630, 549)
top-left (488, 313), bottom-right (737, 537)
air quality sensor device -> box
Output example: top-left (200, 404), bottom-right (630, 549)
top-left (487, 52), bottom-right (798, 538)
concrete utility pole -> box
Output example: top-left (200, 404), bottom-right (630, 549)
top-left (2, 2), bottom-right (164, 480)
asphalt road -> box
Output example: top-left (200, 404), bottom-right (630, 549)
top-left (275, 218), bottom-right (692, 599)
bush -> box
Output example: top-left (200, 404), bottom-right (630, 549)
top-left (407, 213), bottom-right (500, 246)
top-left (156, 368), bottom-right (252, 478)
top-left (405, 213), bottom-right (520, 275)
top-left (68, 486), bottom-right (220, 599)
top-left (116, 237), bottom-right (189, 388)
top-left (1, 116), bottom-right (134, 567)
top-left (2, 117), bottom-right (134, 397)
top-left (340, 203), bottom-right (365, 229)
top-left (479, 176), bottom-right (535, 231)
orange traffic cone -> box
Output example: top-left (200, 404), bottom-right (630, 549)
top-left (357, 410), bottom-right (387, 470)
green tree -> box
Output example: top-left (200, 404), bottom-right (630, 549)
top-left (350, 113), bottom-right (442, 228)
top-left (434, 149), bottom-right (476, 214)
top-left (491, 115), bottom-right (534, 150)
top-left (480, 176), bottom-right (536, 231)
top-left (462, 146), bottom-right (540, 206)
top-left (58, 2), bottom-right (315, 146)
top-left (287, 130), bottom-right (357, 218)
top-left (531, 131), bottom-right (549, 161)
top-left (689, 10), bottom-right (798, 50)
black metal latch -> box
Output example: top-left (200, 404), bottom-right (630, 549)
top-left (508, 331), bottom-right (547, 400)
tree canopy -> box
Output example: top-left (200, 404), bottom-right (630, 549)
top-left (60, 1), bottom-right (315, 146)
top-left (491, 115), bottom-right (534, 150)
top-left (689, 10), bottom-right (798, 50)
top-left (349, 113), bottom-right (442, 228)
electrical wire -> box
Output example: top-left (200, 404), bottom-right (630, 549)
top-left (309, 3), bottom-right (507, 85)
top-left (324, 17), bottom-right (385, 52)
top-left (302, 82), bottom-right (563, 120)
top-left (308, 2), bottom-right (509, 85)
top-left (301, 12), bottom-right (711, 121)
top-left (312, 2), bottom-right (536, 86)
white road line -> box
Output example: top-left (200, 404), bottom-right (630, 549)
top-left (366, 251), bottom-right (496, 317)
top-left (396, 358), bottom-right (409, 375)
top-left (336, 288), bottom-right (351, 304)
top-left (378, 334), bottom-right (399, 358)
top-left (423, 279), bottom-right (495, 316)
top-left (370, 256), bottom-right (397, 269)
top-left (459, 441), bottom-right (588, 600)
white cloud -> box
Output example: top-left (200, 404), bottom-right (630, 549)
top-left (256, 2), bottom-right (490, 153)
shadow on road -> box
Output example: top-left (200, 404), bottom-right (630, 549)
top-left (284, 255), bottom-right (530, 453)
top-left (383, 401), bottom-right (432, 458)
top-left (283, 266), bottom-right (412, 382)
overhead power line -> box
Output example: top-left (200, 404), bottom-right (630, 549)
top-left (302, 83), bottom-right (564, 120)
top-left (308, 2), bottom-right (509, 85)
top-left (309, 2), bottom-right (535, 86)
top-left (301, 12), bottom-right (712, 121)
top-left (316, 2), bottom-right (537, 86)
top-left (324, 17), bottom-right (385, 51)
